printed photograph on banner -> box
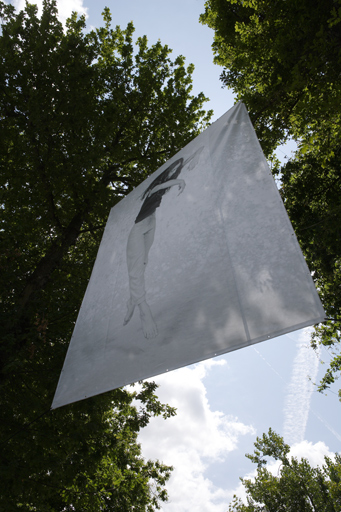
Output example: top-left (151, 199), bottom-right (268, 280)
top-left (124, 148), bottom-right (204, 339)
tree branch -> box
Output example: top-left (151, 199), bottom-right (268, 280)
top-left (17, 208), bottom-right (87, 313)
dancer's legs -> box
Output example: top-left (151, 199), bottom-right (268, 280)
top-left (126, 221), bottom-right (150, 304)
top-left (124, 215), bottom-right (158, 337)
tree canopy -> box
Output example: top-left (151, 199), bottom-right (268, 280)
top-left (229, 429), bottom-right (341, 511)
top-left (200, 0), bottom-right (341, 399)
top-left (0, 1), bottom-right (212, 509)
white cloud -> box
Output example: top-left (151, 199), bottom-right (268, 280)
top-left (139, 360), bottom-right (256, 512)
top-left (283, 328), bottom-right (320, 444)
top-left (10, 0), bottom-right (88, 24)
top-left (290, 439), bottom-right (334, 466)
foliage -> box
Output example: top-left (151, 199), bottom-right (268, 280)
top-left (228, 429), bottom-right (341, 511)
top-left (200, 0), bottom-right (341, 154)
top-left (200, 0), bottom-right (341, 399)
top-left (0, 0), bottom-right (212, 510)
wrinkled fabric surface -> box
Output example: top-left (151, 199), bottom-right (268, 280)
top-left (52, 102), bottom-right (325, 409)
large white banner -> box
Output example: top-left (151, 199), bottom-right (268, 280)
top-left (52, 102), bottom-right (325, 409)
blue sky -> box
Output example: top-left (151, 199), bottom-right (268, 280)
top-left (9, 0), bottom-right (340, 510)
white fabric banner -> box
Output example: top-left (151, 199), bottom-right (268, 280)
top-left (52, 102), bottom-right (325, 409)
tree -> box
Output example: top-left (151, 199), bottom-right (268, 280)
top-left (200, 0), bottom-right (341, 399)
top-left (228, 429), bottom-right (341, 511)
top-left (0, 1), bottom-right (212, 510)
